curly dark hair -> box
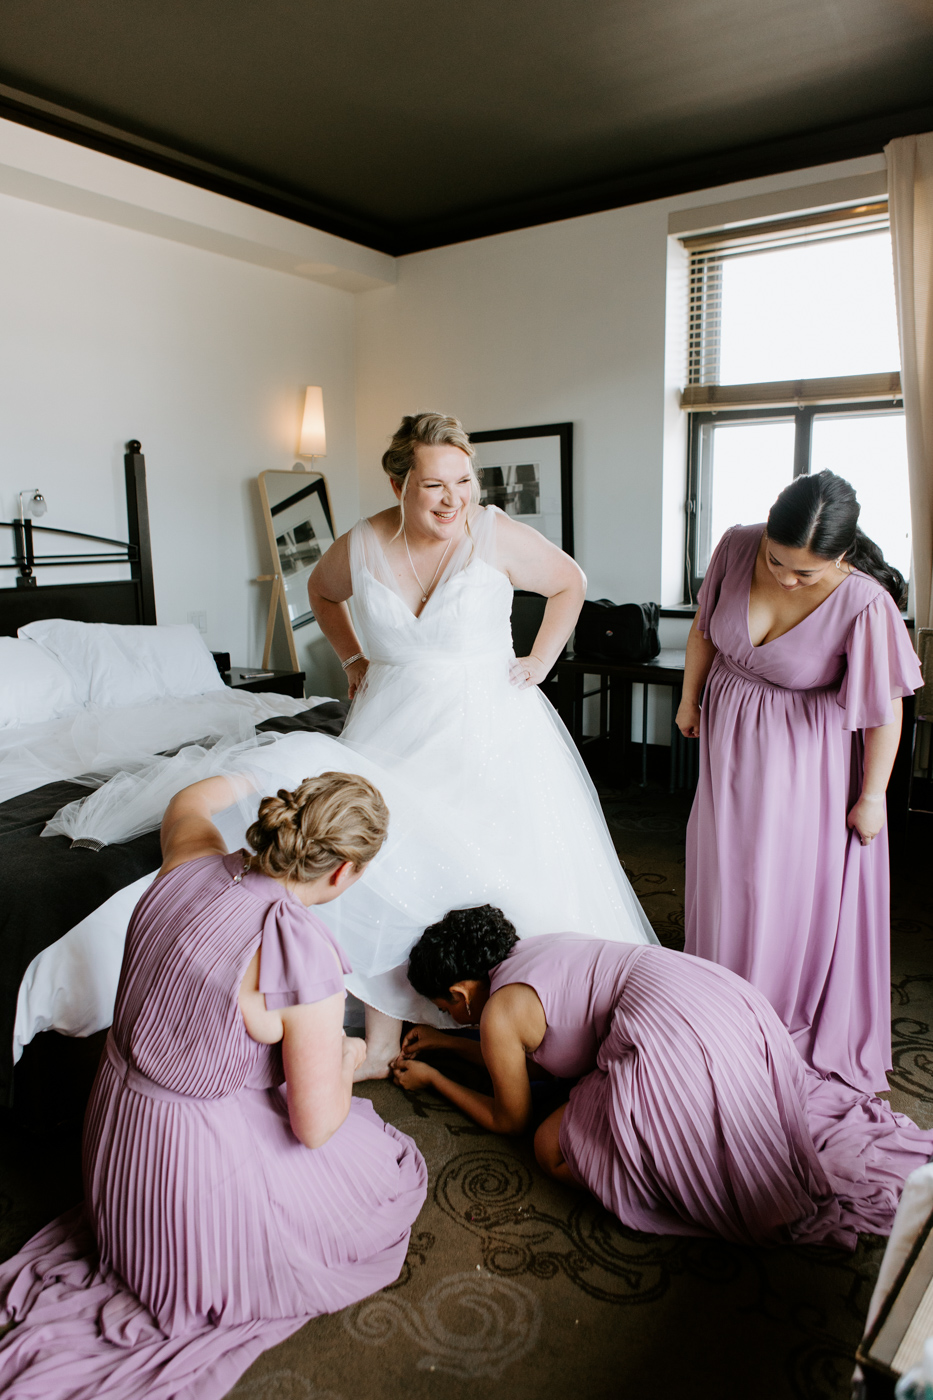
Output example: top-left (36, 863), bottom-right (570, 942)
top-left (407, 905), bottom-right (518, 1000)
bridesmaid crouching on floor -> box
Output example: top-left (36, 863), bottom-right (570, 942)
top-left (0, 772), bottom-right (426, 1400)
top-left (393, 906), bottom-right (933, 1247)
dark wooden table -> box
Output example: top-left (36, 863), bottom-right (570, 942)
top-left (554, 648), bottom-right (698, 791)
top-left (224, 666), bottom-right (306, 699)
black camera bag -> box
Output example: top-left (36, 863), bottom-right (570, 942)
top-left (573, 599), bottom-right (661, 663)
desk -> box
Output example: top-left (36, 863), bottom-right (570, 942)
top-left (554, 649), bottom-right (698, 791)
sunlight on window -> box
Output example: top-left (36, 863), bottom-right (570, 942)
top-left (719, 233), bottom-right (901, 384)
top-left (810, 413), bottom-right (911, 580)
top-left (701, 420), bottom-right (795, 572)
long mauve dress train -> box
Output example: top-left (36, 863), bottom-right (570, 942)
top-left (0, 852), bottom-right (427, 1399)
top-left (684, 524), bottom-right (922, 1093)
top-left (491, 935), bottom-right (933, 1247)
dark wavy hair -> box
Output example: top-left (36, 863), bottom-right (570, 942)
top-left (407, 905), bottom-right (518, 1000)
top-left (767, 470), bottom-right (906, 606)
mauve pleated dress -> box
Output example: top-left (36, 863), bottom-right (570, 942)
top-left (0, 851), bottom-right (427, 1400)
top-left (684, 524), bottom-right (922, 1093)
top-left (491, 935), bottom-right (933, 1246)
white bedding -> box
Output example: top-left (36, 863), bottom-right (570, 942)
top-left (10, 687), bottom-right (332, 1062)
top-left (0, 688), bottom-right (319, 805)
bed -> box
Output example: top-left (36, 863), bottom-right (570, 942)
top-left (0, 443), bottom-right (344, 1105)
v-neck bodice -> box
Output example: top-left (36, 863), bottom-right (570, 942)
top-left (745, 528), bottom-right (852, 650)
top-left (699, 523), bottom-right (909, 697)
top-left (348, 506), bottom-right (514, 666)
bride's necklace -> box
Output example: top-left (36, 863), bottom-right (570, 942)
top-left (404, 527), bottom-right (452, 604)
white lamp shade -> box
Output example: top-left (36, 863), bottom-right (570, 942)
top-left (298, 386), bottom-right (326, 457)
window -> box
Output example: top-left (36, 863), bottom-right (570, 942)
top-left (682, 203), bottom-right (910, 601)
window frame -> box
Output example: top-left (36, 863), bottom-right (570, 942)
top-left (680, 202), bottom-right (904, 603)
top-left (684, 398), bottom-right (905, 603)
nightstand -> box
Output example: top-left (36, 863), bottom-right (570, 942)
top-left (224, 667), bottom-right (306, 699)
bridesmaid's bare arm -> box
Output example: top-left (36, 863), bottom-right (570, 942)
top-left (159, 774), bottom-right (256, 874)
top-left (307, 533), bottom-right (368, 697)
top-left (495, 513), bottom-right (586, 688)
top-left (279, 994), bottom-right (365, 1148)
top-left (675, 615), bottom-right (718, 738)
top-left (847, 700), bottom-right (903, 845)
top-left (392, 998), bottom-right (532, 1133)
top-left (398, 1025), bottom-right (487, 1067)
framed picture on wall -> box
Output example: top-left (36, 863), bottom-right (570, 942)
top-left (468, 422), bottom-right (574, 557)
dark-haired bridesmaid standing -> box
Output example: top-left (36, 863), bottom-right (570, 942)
top-left (676, 471), bottom-right (921, 1093)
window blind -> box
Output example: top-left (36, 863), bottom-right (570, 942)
top-left (685, 201), bottom-right (890, 391)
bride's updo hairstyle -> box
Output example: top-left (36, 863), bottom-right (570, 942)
top-left (246, 771), bottom-right (388, 883)
top-left (407, 905), bottom-right (518, 1000)
top-left (767, 470), bottom-right (906, 606)
top-left (382, 412), bottom-right (481, 537)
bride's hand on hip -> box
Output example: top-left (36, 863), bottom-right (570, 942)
top-left (345, 658), bottom-right (369, 701)
top-left (510, 655), bottom-right (548, 690)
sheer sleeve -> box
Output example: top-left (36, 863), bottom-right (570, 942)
top-left (696, 526), bottom-right (736, 635)
top-left (837, 592), bottom-right (923, 731)
top-left (259, 901), bottom-right (352, 1010)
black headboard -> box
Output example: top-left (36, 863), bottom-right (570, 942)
top-left (0, 442), bottom-right (157, 637)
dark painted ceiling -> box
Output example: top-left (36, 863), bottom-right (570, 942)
top-left (2, 0), bottom-right (932, 254)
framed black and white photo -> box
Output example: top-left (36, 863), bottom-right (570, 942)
top-left (468, 422), bottom-right (574, 556)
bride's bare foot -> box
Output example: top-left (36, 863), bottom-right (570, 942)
top-left (352, 1046), bottom-right (398, 1082)
top-left (352, 1008), bottom-right (402, 1083)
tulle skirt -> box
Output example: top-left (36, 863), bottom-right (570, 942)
top-left (233, 651), bottom-right (655, 1023)
top-left (45, 650), bottom-right (656, 1025)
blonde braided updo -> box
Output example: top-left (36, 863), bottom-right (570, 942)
top-left (245, 771), bottom-right (388, 883)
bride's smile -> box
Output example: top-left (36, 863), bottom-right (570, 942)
top-left (395, 443), bottom-right (475, 546)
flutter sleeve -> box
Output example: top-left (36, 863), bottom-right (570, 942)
top-left (696, 526), bottom-right (736, 635)
top-left (837, 592), bottom-right (923, 731)
top-left (258, 900), bottom-right (352, 1010)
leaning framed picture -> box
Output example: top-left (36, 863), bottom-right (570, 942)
top-left (468, 422), bottom-right (574, 557)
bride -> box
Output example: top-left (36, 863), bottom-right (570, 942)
top-left (307, 412), bottom-right (655, 1079)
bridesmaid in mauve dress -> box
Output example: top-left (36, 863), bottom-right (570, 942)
top-left (394, 907), bottom-right (933, 1247)
top-left (0, 771), bottom-right (426, 1400)
top-left (675, 471), bottom-right (921, 1093)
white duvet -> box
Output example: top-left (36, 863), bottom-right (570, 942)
top-left (10, 688), bottom-right (330, 1063)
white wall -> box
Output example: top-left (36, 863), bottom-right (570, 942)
top-left (354, 153), bottom-right (889, 617)
top-left (0, 186), bottom-right (361, 689)
top-left (0, 125), bottom-right (890, 713)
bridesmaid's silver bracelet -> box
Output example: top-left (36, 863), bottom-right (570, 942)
top-left (341, 652), bottom-right (366, 670)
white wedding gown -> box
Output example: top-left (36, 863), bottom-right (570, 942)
top-left (48, 505), bottom-right (655, 1028)
top-left (304, 504), bottom-right (656, 1021)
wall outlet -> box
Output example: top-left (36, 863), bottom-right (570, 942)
top-left (187, 610), bottom-right (207, 635)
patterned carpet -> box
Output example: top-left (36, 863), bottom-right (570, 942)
top-left (2, 785), bottom-right (931, 1400)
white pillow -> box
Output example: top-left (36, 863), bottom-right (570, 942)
top-left (0, 635), bottom-right (80, 730)
top-left (113, 624), bottom-right (226, 700)
top-left (19, 620), bottom-right (225, 707)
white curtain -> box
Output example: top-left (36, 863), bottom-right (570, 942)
top-left (886, 133), bottom-right (933, 632)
